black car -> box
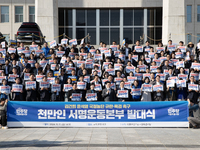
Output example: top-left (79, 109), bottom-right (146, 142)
top-left (0, 32), bottom-right (7, 44)
top-left (16, 22), bottom-right (45, 45)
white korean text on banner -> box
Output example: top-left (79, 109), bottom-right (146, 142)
top-left (7, 101), bottom-right (189, 127)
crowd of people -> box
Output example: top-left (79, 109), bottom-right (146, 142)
top-left (0, 39), bottom-right (199, 106)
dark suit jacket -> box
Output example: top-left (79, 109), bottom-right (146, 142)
top-left (102, 88), bottom-right (116, 102)
top-left (162, 65), bottom-right (172, 73)
top-left (86, 89), bottom-right (100, 101)
top-left (68, 89), bottom-right (81, 101)
top-left (25, 81), bottom-right (39, 101)
top-left (10, 65), bottom-right (20, 75)
top-left (121, 47), bottom-right (131, 56)
top-left (39, 87), bottom-right (50, 101)
top-left (59, 74), bottom-right (67, 85)
top-left (116, 87), bottom-right (131, 101)
top-left (152, 81), bottom-right (165, 101)
top-left (2, 65), bottom-right (12, 75)
top-left (143, 46), bottom-right (153, 52)
top-left (31, 67), bottom-right (43, 76)
top-left (131, 45), bottom-right (143, 55)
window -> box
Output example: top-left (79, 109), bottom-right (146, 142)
top-left (124, 10), bottom-right (133, 26)
top-left (110, 10), bottom-right (120, 26)
top-left (110, 28), bottom-right (119, 44)
top-left (187, 34), bottom-right (192, 43)
top-left (123, 28), bottom-right (133, 44)
top-left (58, 8), bottom-right (162, 45)
top-left (134, 28), bottom-right (143, 43)
top-left (59, 9), bottom-right (72, 26)
top-left (100, 10), bottom-right (109, 26)
top-left (147, 9), bottom-right (154, 26)
top-left (100, 28), bottom-right (109, 45)
top-left (134, 9), bottom-right (144, 26)
top-left (59, 28), bottom-right (72, 42)
top-left (187, 5), bottom-right (192, 23)
top-left (197, 5), bottom-right (200, 22)
top-left (87, 10), bottom-right (96, 26)
top-left (197, 34), bottom-right (200, 43)
top-left (29, 6), bottom-right (35, 22)
top-left (15, 6), bottom-right (23, 22)
top-left (86, 28), bottom-right (96, 44)
top-left (1, 6), bottom-right (9, 22)
top-left (76, 10), bottom-right (85, 26)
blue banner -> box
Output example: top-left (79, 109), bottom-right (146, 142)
top-left (7, 101), bottom-right (189, 127)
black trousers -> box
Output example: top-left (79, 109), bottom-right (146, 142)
top-left (0, 113), bottom-right (7, 126)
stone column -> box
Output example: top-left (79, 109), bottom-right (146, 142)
top-left (35, 0), bottom-right (58, 43)
top-left (162, 0), bottom-right (186, 45)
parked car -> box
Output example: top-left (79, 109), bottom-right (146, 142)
top-left (16, 22), bottom-right (45, 45)
top-left (0, 32), bottom-right (7, 44)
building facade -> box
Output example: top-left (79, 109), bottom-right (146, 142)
top-left (0, 0), bottom-right (199, 45)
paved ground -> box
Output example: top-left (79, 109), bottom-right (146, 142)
top-left (0, 128), bottom-right (199, 150)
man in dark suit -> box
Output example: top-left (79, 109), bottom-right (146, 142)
top-left (162, 60), bottom-right (172, 73)
top-left (102, 81), bottom-right (116, 102)
top-left (68, 83), bottom-right (81, 101)
top-left (39, 76), bottom-right (50, 101)
top-left (121, 42), bottom-right (131, 58)
top-left (10, 60), bottom-right (20, 75)
top-left (152, 75), bottom-right (165, 101)
top-left (11, 77), bottom-right (24, 101)
top-left (31, 62), bottom-right (42, 76)
top-left (2, 60), bottom-right (12, 75)
top-left (143, 41), bottom-right (153, 52)
top-left (124, 54), bottom-right (137, 67)
top-left (132, 40), bottom-right (142, 56)
top-left (116, 81), bottom-right (131, 102)
top-left (86, 83), bottom-right (100, 101)
top-left (25, 73), bottom-right (38, 101)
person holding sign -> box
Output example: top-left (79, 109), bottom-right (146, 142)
top-left (166, 80), bottom-right (177, 101)
top-left (0, 79), bottom-right (10, 101)
top-left (152, 75), bottom-right (164, 101)
top-left (39, 76), bottom-right (50, 101)
top-left (132, 40), bottom-right (142, 57)
top-left (116, 81), bottom-right (130, 102)
top-left (121, 42), bottom-right (131, 58)
top-left (10, 60), bottom-right (20, 75)
top-left (68, 83), bottom-right (81, 101)
top-left (102, 81), bottom-right (116, 102)
top-left (176, 78), bottom-right (187, 101)
top-left (63, 78), bottom-right (73, 102)
top-left (187, 76), bottom-right (199, 110)
top-left (86, 83), bottom-right (99, 101)
top-left (162, 60), bottom-right (172, 72)
top-left (131, 80), bottom-right (141, 101)
top-left (77, 75), bottom-right (87, 101)
top-left (67, 69), bottom-right (78, 83)
top-left (11, 77), bottom-right (24, 101)
top-left (20, 65), bottom-right (31, 85)
top-left (51, 78), bottom-right (62, 101)
top-left (25, 73), bottom-right (38, 101)
top-left (141, 77), bottom-right (152, 101)
top-left (8, 67), bottom-right (19, 85)
top-left (41, 42), bottom-right (50, 57)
